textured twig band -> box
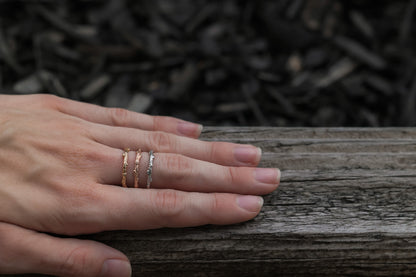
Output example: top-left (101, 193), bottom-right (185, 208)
top-left (147, 150), bottom-right (155, 189)
top-left (133, 149), bottom-right (142, 188)
top-left (121, 148), bottom-right (130, 187)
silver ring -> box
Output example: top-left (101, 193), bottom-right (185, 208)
top-left (146, 150), bottom-right (155, 189)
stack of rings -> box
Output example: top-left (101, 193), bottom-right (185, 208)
top-left (121, 149), bottom-right (155, 189)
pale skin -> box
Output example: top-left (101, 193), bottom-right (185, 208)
top-left (0, 94), bottom-right (280, 277)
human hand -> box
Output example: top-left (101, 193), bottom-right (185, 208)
top-left (0, 94), bottom-right (280, 277)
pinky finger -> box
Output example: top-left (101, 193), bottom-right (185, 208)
top-left (94, 187), bottom-right (265, 231)
top-left (0, 222), bottom-right (131, 277)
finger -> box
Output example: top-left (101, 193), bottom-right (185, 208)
top-left (100, 151), bottom-right (280, 194)
top-left (51, 95), bottom-right (203, 138)
top-left (91, 128), bottom-right (262, 167)
top-left (0, 222), bottom-right (131, 277)
top-left (92, 187), bottom-right (264, 231)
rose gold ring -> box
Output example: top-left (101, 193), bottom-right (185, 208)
top-left (133, 149), bottom-right (142, 188)
top-left (121, 148), bottom-right (130, 188)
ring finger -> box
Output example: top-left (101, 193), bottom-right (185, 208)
top-left (98, 149), bottom-right (280, 195)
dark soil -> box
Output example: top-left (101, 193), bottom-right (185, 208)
top-left (1, 0), bottom-right (416, 126)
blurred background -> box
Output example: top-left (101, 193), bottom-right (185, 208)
top-left (0, 0), bottom-right (415, 127)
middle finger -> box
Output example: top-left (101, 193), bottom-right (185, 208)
top-left (89, 124), bottom-right (261, 167)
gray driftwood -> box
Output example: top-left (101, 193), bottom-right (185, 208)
top-left (18, 127), bottom-right (416, 276)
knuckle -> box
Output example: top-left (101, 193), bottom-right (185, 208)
top-left (201, 193), bottom-right (222, 223)
top-left (61, 183), bottom-right (96, 205)
top-left (164, 155), bottom-right (192, 182)
top-left (56, 187), bottom-right (101, 235)
top-left (209, 141), bottom-right (223, 162)
top-left (225, 167), bottom-right (239, 184)
top-left (0, 119), bottom-right (19, 145)
top-left (0, 226), bottom-right (11, 270)
top-left (0, 226), bottom-right (25, 274)
top-left (60, 182), bottom-right (98, 209)
top-left (85, 146), bottom-right (109, 165)
top-left (108, 107), bottom-right (130, 126)
top-left (153, 116), bottom-right (176, 132)
top-left (80, 144), bottom-right (109, 166)
top-left (62, 142), bottom-right (103, 170)
top-left (152, 190), bottom-right (185, 225)
top-left (149, 131), bottom-right (176, 152)
top-left (60, 246), bottom-right (94, 277)
top-left (211, 193), bottom-right (222, 212)
top-left (37, 94), bottom-right (61, 108)
top-left (59, 118), bottom-right (88, 135)
top-left (152, 116), bottom-right (163, 131)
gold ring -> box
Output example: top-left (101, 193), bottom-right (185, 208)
top-left (133, 149), bottom-right (142, 188)
top-left (121, 148), bottom-right (130, 188)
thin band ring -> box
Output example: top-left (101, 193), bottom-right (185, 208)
top-left (147, 150), bottom-right (155, 189)
top-left (133, 149), bottom-right (142, 188)
top-left (121, 148), bottom-right (130, 188)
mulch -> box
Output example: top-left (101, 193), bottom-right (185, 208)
top-left (1, 0), bottom-right (415, 126)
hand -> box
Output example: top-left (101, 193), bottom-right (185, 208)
top-left (0, 94), bottom-right (280, 277)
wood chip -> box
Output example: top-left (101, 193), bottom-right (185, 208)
top-left (315, 58), bottom-right (357, 88)
top-left (168, 63), bottom-right (198, 100)
top-left (14, 70), bottom-right (67, 97)
top-left (128, 93), bottom-right (153, 113)
top-left (80, 74), bottom-right (111, 99)
top-left (350, 11), bottom-right (374, 39)
top-left (0, 28), bottom-right (23, 74)
top-left (34, 6), bottom-right (97, 43)
top-left (333, 36), bottom-right (386, 70)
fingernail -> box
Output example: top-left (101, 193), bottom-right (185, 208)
top-left (100, 259), bottom-right (132, 277)
top-left (177, 122), bottom-right (203, 137)
top-left (236, 195), bottom-right (264, 212)
top-left (234, 146), bottom-right (261, 164)
top-left (254, 168), bottom-right (281, 185)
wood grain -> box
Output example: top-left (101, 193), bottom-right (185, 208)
top-left (15, 128), bottom-right (416, 276)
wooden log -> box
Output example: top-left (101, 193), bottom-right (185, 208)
top-left (14, 127), bottom-right (416, 276)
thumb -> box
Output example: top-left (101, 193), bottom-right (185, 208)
top-left (0, 222), bottom-right (131, 277)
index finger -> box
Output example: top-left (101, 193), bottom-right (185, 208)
top-left (52, 95), bottom-right (203, 138)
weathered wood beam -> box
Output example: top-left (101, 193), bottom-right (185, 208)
top-left (14, 127), bottom-right (416, 276)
